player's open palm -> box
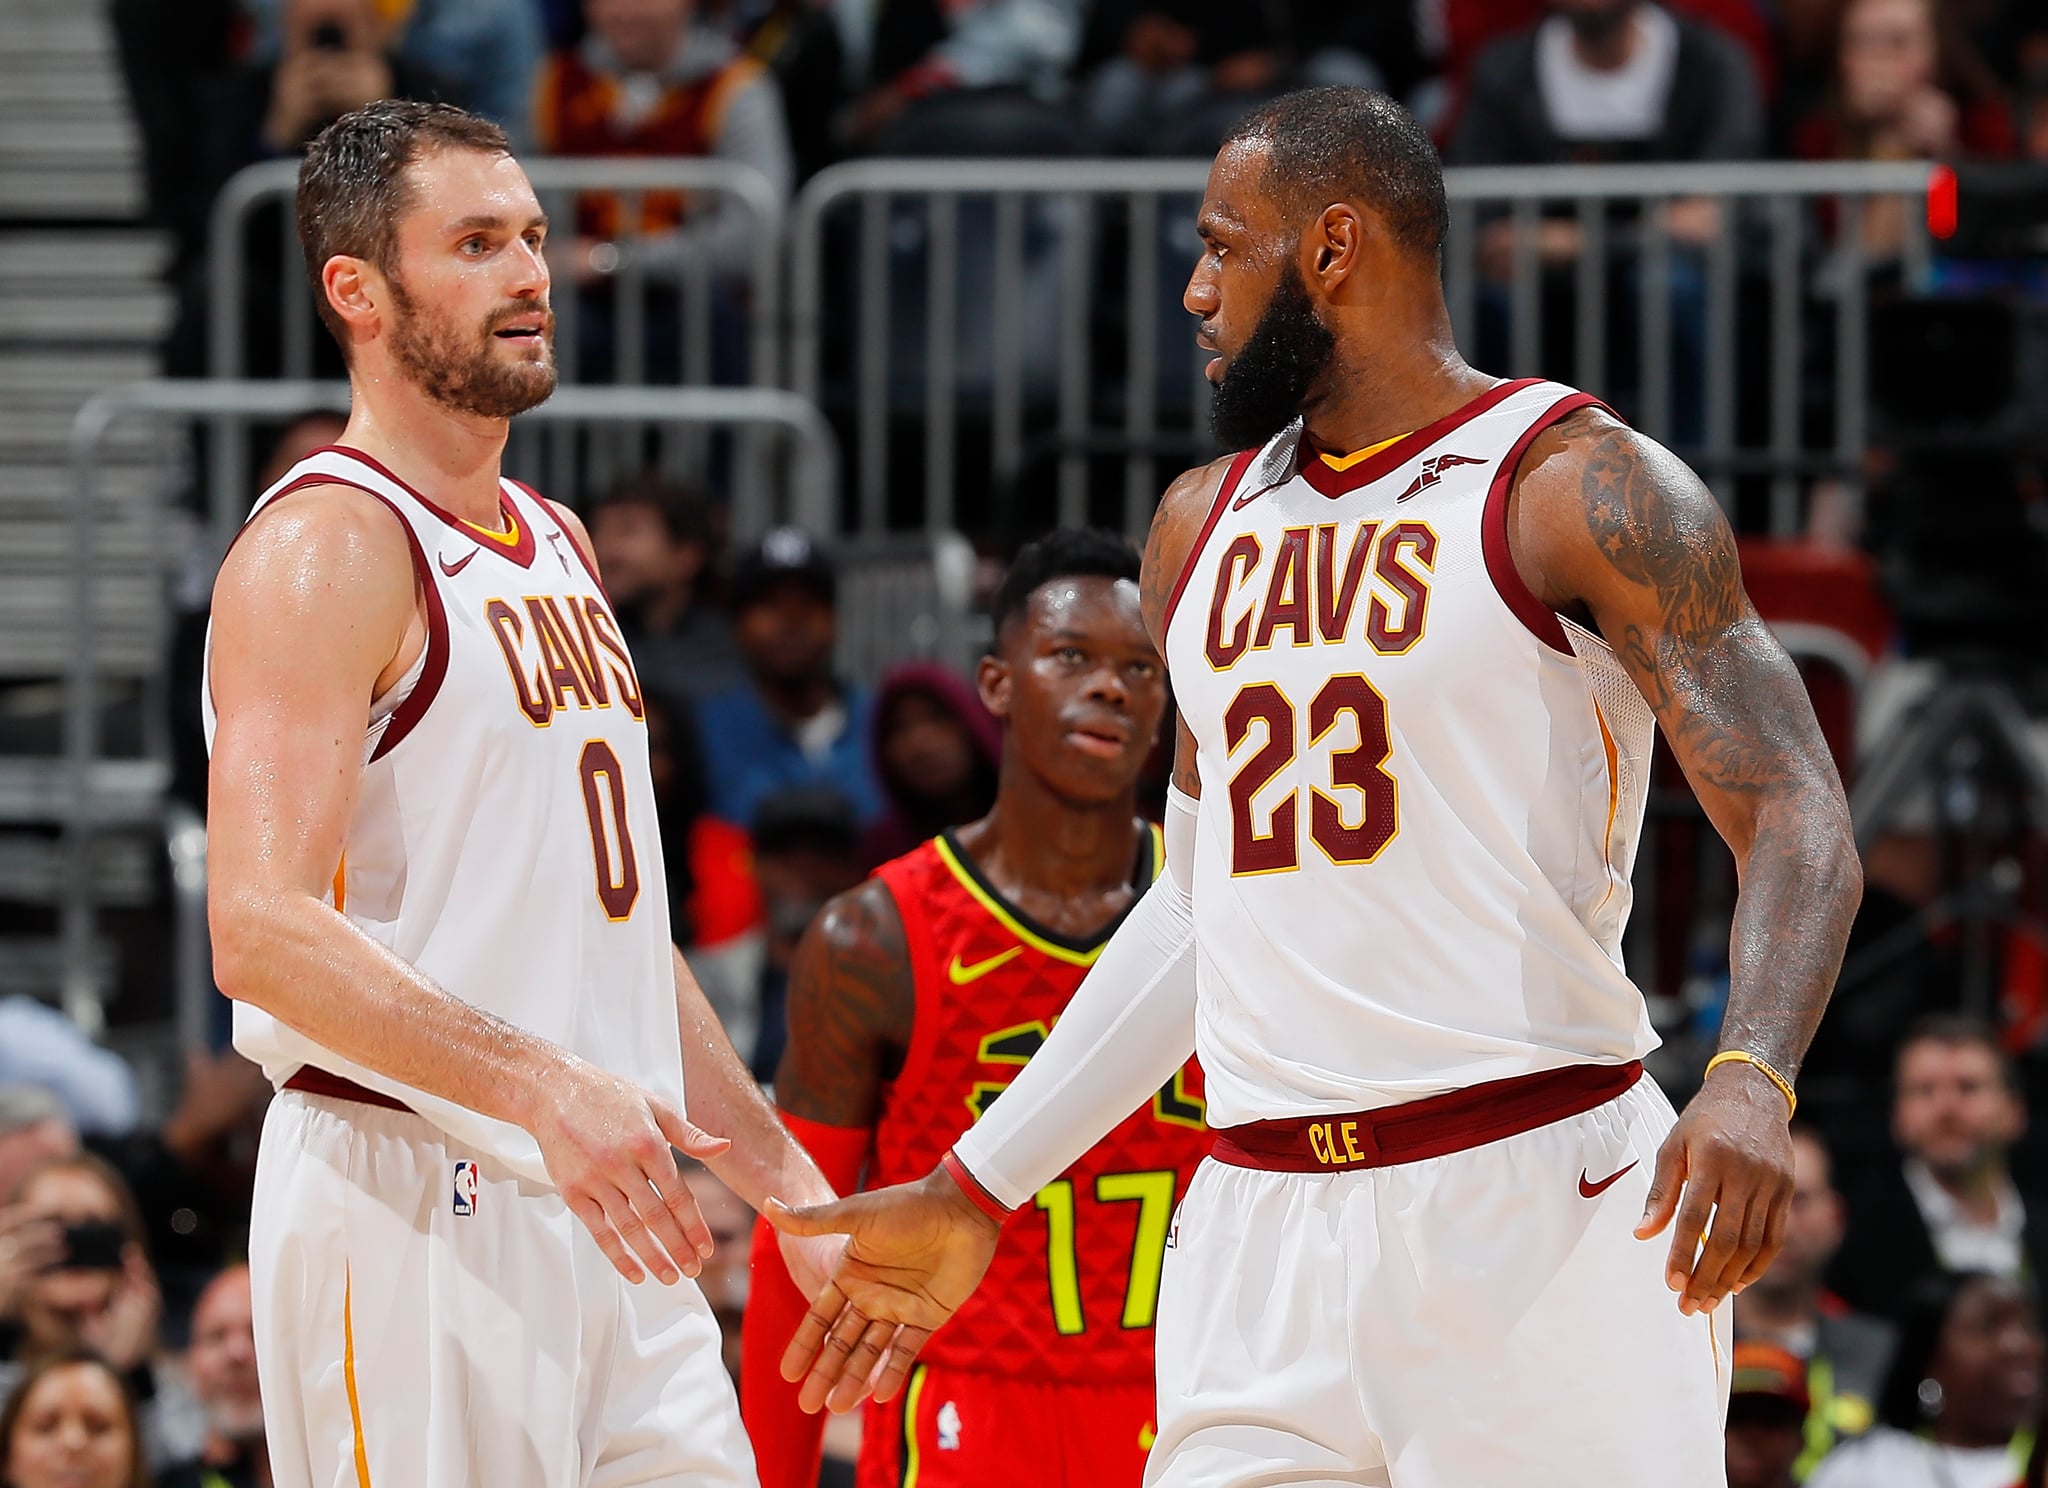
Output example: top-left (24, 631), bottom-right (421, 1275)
top-left (528, 1056), bottom-right (731, 1286)
top-left (766, 1167), bottom-right (1003, 1413)
top-left (1635, 1063), bottom-right (1795, 1316)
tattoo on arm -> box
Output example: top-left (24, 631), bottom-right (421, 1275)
top-left (773, 880), bottom-right (916, 1129)
top-left (1564, 413), bottom-right (1862, 1081)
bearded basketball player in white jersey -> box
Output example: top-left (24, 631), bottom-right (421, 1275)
top-left (204, 101), bottom-right (839, 1486)
top-left (763, 89), bottom-right (1864, 1486)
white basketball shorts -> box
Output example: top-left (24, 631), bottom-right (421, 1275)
top-left (249, 1090), bottom-right (756, 1488)
top-left (1147, 1071), bottom-right (1731, 1487)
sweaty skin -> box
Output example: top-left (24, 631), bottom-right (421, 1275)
top-left (768, 129), bottom-right (1861, 1408)
top-left (207, 141), bottom-right (837, 1294)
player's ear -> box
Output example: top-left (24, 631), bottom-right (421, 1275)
top-left (977, 653), bottom-right (1011, 720)
top-left (323, 254), bottom-right (380, 342)
top-left (1309, 205), bottom-right (1362, 294)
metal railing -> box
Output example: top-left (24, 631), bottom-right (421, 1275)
top-left (791, 157), bottom-right (1937, 538)
top-left (204, 157), bottom-right (786, 532)
top-left (66, 379), bottom-right (840, 1041)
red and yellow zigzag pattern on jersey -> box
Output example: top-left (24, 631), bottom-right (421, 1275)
top-left (867, 827), bottom-right (1211, 1386)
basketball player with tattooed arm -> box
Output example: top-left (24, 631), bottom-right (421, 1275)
top-left (204, 100), bottom-right (840, 1486)
top-left (766, 86), bottom-right (1863, 1487)
top-left (741, 531), bottom-right (1212, 1488)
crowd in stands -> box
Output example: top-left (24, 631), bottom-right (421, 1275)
top-left (7, 0), bottom-right (2044, 1484)
top-left (107, 0), bottom-right (2048, 382)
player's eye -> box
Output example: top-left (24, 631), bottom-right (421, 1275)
top-left (460, 236), bottom-right (488, 255)
top-left (1057, 646), bottom-right (1085, 664)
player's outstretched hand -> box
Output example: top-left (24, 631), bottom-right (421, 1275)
top-left (1634, 1059), bottom-right (1794, 1316)
top-left (765, 1165), bottom-right (1003, 1414)
top-left (529, 1056), bottom-right (732, 1286)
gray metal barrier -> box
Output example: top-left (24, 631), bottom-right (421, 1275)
top-left (792, 158), bottom-right (1936, 538)
top-left (205, 157), bottom-right (786, 529)
top-left (65, 379), bottom-right (839, 1041)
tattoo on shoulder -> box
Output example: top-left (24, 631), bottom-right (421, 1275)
top-left (1570, 415), bottom-right (1803, 796)
top-left (776, 880), bottom-right (915, 1128)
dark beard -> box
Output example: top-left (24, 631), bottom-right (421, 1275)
top-left (386, 275), bottom-right (557, 420)
top-left (1565, 3), bottom-right (1633, 45)
top-left (1208, 267), bottom-right (1336, 451)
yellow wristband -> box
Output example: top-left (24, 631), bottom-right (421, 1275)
top-left (1705, 1049), bottom-right (1797, 1118)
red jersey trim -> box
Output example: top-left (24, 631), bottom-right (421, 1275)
top-left (1296, 377), bottom-right (1544, 498)
top-left (1479, 390), bottom-right (1611, 656)
top-left (353, 484), bottom-right (452, 762)
top-left (316, 445), bottom-right (539, 569)
top-left (1160, 447), bottom-right (1259, 638)
top-left (941, 1150), bottom-right (1016, 1222)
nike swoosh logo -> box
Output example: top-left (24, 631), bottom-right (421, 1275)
top-left (1231, 486), bottom-right (1266, 511)
top-left (948, 947), bottom-right (1023, 985)
top-left (438, 549), bottom-right (478, 577)
top-left (1579, 1161), bottom-right (1638, 1199)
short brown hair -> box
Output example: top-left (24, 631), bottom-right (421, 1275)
top-left (297, 99), bottom-right (511, 350)
top-left (1898, 1012), bottom-right (2020, 1094)
top-left (0, 1348), bottom-right (149, 1488)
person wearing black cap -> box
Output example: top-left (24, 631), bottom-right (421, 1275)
top-left (694, 527), bottom-right (883, 832)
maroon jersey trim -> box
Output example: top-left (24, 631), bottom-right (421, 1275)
top-left (1160, 446), bottom-right (1260, 638)
top-left (316, 444), bottom-right (540, 569)
top-left (1479, 390), bottom-right (1613, 656)
top-left (1295, 376), bottom-right (1544, 498)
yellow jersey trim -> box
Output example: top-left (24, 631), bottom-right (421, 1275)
top-left (1318, 429), bottom-right (1411, 471)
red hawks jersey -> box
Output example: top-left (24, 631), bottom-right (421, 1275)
top-left (868, 829), bottom-right (1210, 1385)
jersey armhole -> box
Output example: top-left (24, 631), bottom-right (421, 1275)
top-left (1479, 390), bottom-right (1613, 657)
top-left (1159, 447), bottom-right (1260, 639)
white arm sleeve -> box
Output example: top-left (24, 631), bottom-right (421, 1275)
top-left (948, 788), bottom-right (1200, 1210)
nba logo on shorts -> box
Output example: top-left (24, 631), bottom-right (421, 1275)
top-left (452, 1160), bottom-right (479, 1217)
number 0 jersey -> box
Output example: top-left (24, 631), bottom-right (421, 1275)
top-left (867, 829), bottom-right (1211, 1385)
top-left (1163, 379), bottom-right (1661, 1129)
top-left (201, 446), bottom-right (684, 1186)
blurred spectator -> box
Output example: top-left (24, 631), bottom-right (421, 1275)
top-left (157, 1266), bottom-right (269, 1488)
top-left (0, 1090), bottom-right (80, 1207)
top-left (696, 529), bottom-right (882, 833)
top-left (1807, 1271), bottom-right (2039, 1488)
top-left (1448, 0), bottom-right (1763, 171)
top-left (1076, 2), bottom-right (1285, 155)
top-left (0, 1156), bottom-right (202, 1471)
top-left (745, 787), bottom-right (866, 1080)
top-left (1830, 1016), bottom-right (2048, 1317)
top-left (1736, 1124), bottom-right (1895, 1472)
top-left (533, 0), bottom-right (794, 284)
top-left (0, 1007), bottom-right (139, 1139)
top-left (644, 689), bottom-right (766, 1052)
top-left (857, 662), bottom-right (1000, 870)
top-left (162, 0), bottom-right (452, 379)
top-left (832, 0), bottom-right (1085, 152)
top-left (590, 475), bottom-right (745, 702)
top-left (680, 1167), bottom-right (751, 1381)
top-left (1446, 0), bottom-right (1760, 442)
top-left (238, 0), bottom-right (544, 145)
top-left (0, 1349), bottom-right (150, 1488)
top-left (1725, 1341), bottom-right (1810, 1488)
top-left (1439, 0), bottom-right (1778, 111)
top-left (1793, 0), bottom-right (2013, 259)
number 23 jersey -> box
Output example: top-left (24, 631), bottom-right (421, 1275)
top-left (868, 829), bottom-right (1211, 1384)
top-left (1163, 378), bottom-right (1662, 1129)
top-left (201, 446), bottom-right (684, 1186)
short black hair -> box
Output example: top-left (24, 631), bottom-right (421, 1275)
top-left (1898, 1012), bottom-right (2019, 1094)
top-left (1221, 87), bottom-right (1447, 261)
top-left (988, 529), bottom-right (1142, 648)
top-left (597, 471), bottom-right (712, 548)
top-left (298, 100), bottom-right (512, 351)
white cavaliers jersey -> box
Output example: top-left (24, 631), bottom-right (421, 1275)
top-left (1163, 378), bottom-right (1660, 1127)
top-left (202, 446), bottom-right (683, 1185)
